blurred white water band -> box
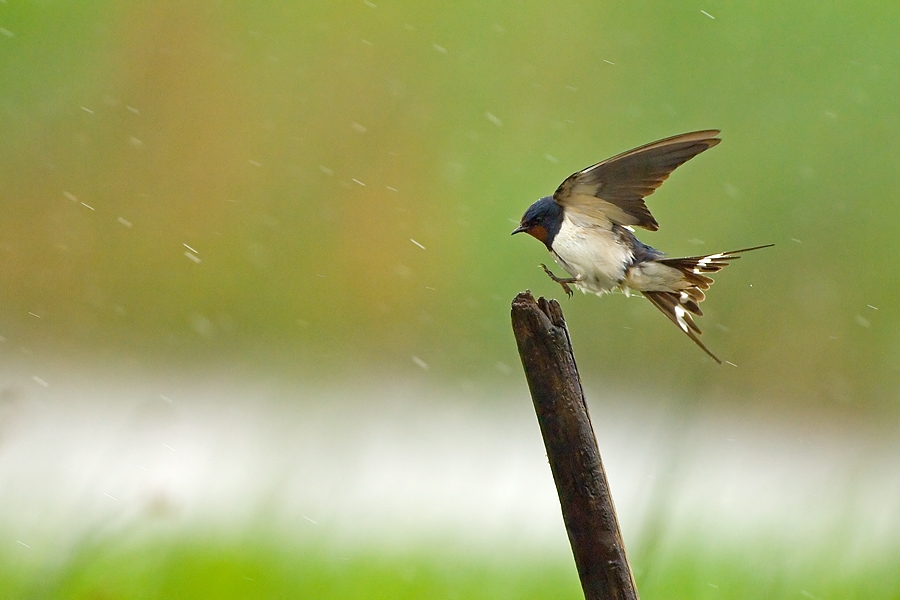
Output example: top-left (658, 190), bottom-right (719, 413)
top-left (1, 371), bottom-right (898, 564)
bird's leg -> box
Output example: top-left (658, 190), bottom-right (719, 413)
top-left (539, 264), bottom-right (581, 298)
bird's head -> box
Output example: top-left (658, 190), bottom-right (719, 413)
top-left (512, 196), bottom-right (562, 248)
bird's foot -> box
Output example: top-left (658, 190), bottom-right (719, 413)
top-left (539, 264), bottom-right (581, 298)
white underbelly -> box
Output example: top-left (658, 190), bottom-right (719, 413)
top-left (551, 216), bottom-right (632, 295)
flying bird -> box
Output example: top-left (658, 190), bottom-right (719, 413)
top-left (512, 130), bottom-right (771, 363)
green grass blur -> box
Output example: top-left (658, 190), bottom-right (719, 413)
top-left (3, 540), bottom-right (582, 600)
top-left (3, 1), bottom-right (899, 411)
top-left (2, 533), bottom-right (897, 599)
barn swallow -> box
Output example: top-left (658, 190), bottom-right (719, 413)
top-left (512, 130), bottom-right (771, 363)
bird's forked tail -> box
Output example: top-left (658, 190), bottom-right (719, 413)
top-left (642, 244), bottom-right (773, 363)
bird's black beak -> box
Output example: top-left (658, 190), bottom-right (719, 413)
top-left (511, 224), bottom-right (527, 235)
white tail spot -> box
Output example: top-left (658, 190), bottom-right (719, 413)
top-left (696, 253), bottom-right (725, 269)
top-left (674, 305), bottom-right (689, 333)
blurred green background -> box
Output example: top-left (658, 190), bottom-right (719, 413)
top-left (2, 1), bottom-right (900, 598)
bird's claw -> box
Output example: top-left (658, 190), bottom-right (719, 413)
top-left (539, 263), bottom-right (576, 298)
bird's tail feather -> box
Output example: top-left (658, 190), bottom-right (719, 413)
top-left (657, 244), bottom-right (774, 282)
top-left (644, 244), bottom-right (773, 364)
top-left (644, 290), bottom-right (721, 364)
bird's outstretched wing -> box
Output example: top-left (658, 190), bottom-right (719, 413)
top-left (553, 130), bottom-right (721, 231)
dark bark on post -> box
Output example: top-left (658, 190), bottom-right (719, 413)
top-left (511, 291), bottom-right (639, 600)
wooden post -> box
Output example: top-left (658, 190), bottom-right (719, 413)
top-left (511, 291), bottom-right (639, 600)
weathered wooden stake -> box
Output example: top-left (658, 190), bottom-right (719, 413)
top-left (511, 291), bottom-right (639, 600)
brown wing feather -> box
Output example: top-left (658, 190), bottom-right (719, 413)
top-left (553, 130), bottom-right (721, 231)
